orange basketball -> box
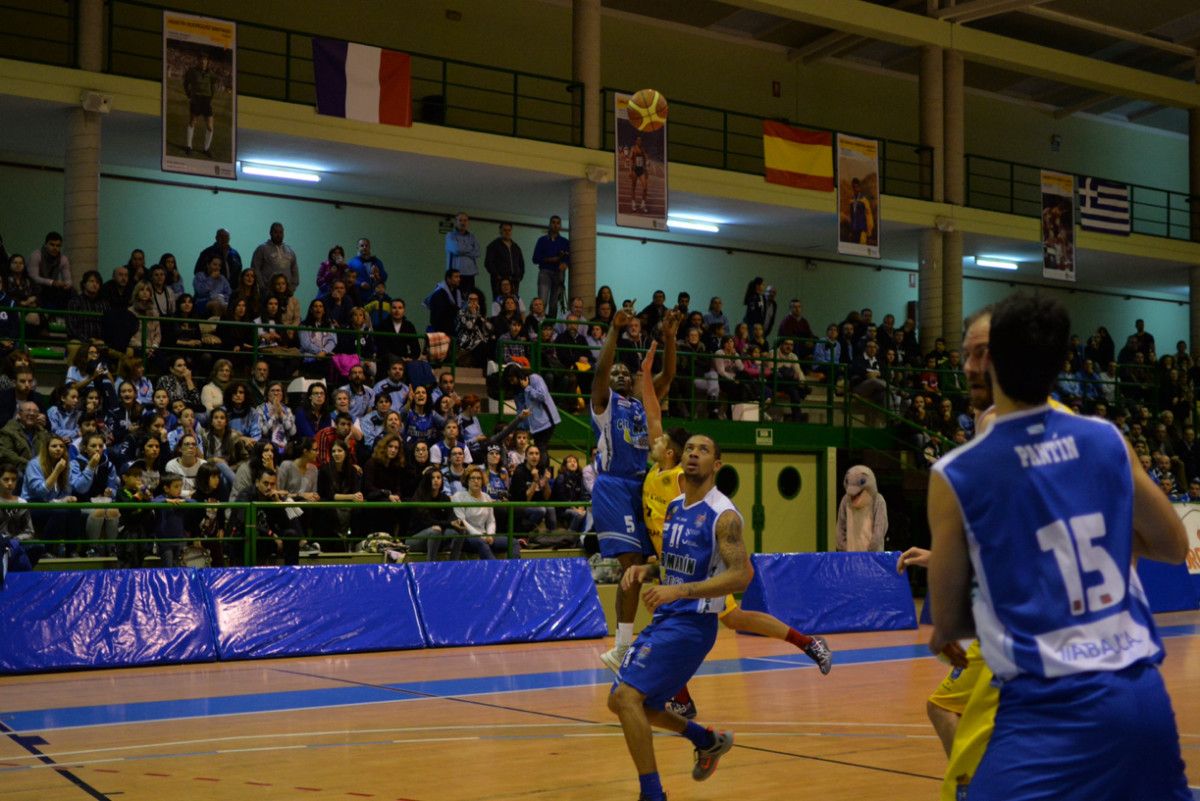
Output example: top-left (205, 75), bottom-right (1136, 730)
top-left (626, 89), bottom-right (668, 132)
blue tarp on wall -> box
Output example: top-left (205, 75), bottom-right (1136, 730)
top-left (203, 565), bottom-right (426, 660)
top-left (411, 558), bottom-right (608, 647)
top-left (0, 568), bottom-right (217, 674)
top-left (740, 552), bottom-right (917, 634)
top-left (1135, 559), bottom-right (1200, 614)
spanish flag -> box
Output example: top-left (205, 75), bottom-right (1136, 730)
top-left (762, 121), bottom-right (834, 191)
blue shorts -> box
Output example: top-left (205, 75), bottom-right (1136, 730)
top-left (611, 613), bottom-right (718, 708)
top-left (593, 473), bottom-right (653, 559)
top-left (968, 663), bottom-right (1189, 801)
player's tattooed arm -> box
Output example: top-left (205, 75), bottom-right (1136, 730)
top-left (644, 510), bottom-right (753, 612)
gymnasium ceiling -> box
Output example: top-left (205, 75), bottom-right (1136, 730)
top-left (601, 0), bottom-right (1200, 135)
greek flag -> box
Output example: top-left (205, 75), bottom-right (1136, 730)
top-left (1077, 176), bottom-right (1130, 235)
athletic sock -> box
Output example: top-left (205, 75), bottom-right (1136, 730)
top-left (616, 622), bottom-right (634, 650)
top-left (683, 721), bottom-right (715, 750)
top-left (786, 628), bottom-right (814, 649)
top-left (638, 772), bottom-right (664, 800)
top-left (186, 126), bottom-right (194, 147)
top-left (203, 129), bottom-right (213, 150)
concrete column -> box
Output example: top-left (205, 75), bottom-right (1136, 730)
top-left (569, 179), bottom-right (598, 315)
top-left (64, 0), bottom-right (105, 273)
top-left (941, 46), bottom-right (965, 350)
top-left (573, 0), bottom-right (601, 151)
top-left (571, 0), bottom-right (601, 314)
top-left (1190, 60), bottom-right (1200, 348)
top-left (919, 0), bottom-right (943, 204)
top-left (918, 229), bottom-right (944, 346)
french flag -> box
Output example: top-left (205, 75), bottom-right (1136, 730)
top-left (312, 37), bottom-right (412, 127)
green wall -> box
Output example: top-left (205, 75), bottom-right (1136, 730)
top-left (135, 0), bottom-right (1188, 190)
top-left (3, 162), bottom-right (1182, 347)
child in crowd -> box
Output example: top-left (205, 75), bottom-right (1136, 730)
top-left (153, 473), bottom-right (190, 567)
top-left (116, 460), bottom-right (154, 568)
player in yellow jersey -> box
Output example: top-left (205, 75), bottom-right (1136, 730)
top-left (903, 307), bottom-right (1076, 801)
top-left (636, 344), bottom-right (832, 718)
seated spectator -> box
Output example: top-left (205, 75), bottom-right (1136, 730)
top-left (193, 253), bottom-right (232, 316)
top-left (162, 293), bottom-right (206, 358)
top-left (277, 437), bottom-right (320, 527)
top-left (266, 273), bottom-right (301, 329)
top-left (232, 466), bottom-right (299, 565)
top-left (508, 444), bottom-right (555, 535)
top-left (48, 385), bottom-right (82, 441)
top-left (253, 380), bottom-right (295, 456)
top-left (315, 437), bottom-right (363, 546)
top-left (483, 444), bottom-right (510, 501)
top-left (506, 428), bottom-right (530, 472)
top-left (217, 297), bottom-right (255, 369)
top-left (299, 299), bottom-right (337, 375)
top-left (247, 360), bottom-right (272, 406)
top-left (200, 359), bottom-right (233, 413)
top-left (164, 432), bottom-right (206, 497)
top-left (354, 391), bottom-right (395, 452)
top-left (123, 280), bottom-right (161, 356)
top-left (66, 270), bottom-right (108, 353)
top-left (167, 407), bottom-right (204, 458)
top-left (402, 385), bottom-right (442, 447)
top-left (63, 342), bottom-right (113, 407)
top-left (441, 445), bottom-right (470, 495)
top-left (230, 267), bottom-right (261, 319)
top-left (496, 317), bottom-right (529, 364)
top-left (255, 295), bottom-right (292, 354)
top-left (452, 465), bottom-right (518, 559)
top-left (376, 297), bottom-right (421, 365)
top-left (490, 277), bottom-right (525, 318)
top-left (456, 291), bottom-right (492, 368)
top-left (5, 254), bottom-right (41, 335)
top-left (712, 336), bottom-right (745, 416)
top-left (75, 431), bottom-right (119, 552)
top-left (522, 296), bottom-right (549, 340)
top-left (739, 344), bottom-right (770, 402)
top-left (851, 340), bottom-right (887, 407)
top-left (772, 337), bottom-right (810, 422)
top-left (337, 363), bottom-right (375, 420)
top-left (201, 407), bottom-right (247, 487)
top-left (405, 466), bottom-right (467, 560)
top-left (231, 440), bottom-right (276, 499)
top-left (157, 356), bottom-right (201, 410)
top-left (430, 417), bottom-right (469, 466)
top-left (1055, 358), bottom-right (1082, 406)
top-left (107, 381), bottom-right (145, 449)
top-left (617, 317), bottom-right (649, 375)
top-left (294, 382), bottom-right (331, 438)
top-left (23, 434), bottom-right (84, 556)
top-left (314, 412), bottom-right (358, 469)
top-left (373, 360), bottom-right (410, 410)
top-left (100, 263), bottom-right (132, 311)
top-left (223, 382), bottom-right (261, 440)
top-left (552, 453), bottom-right (590, 534)
top-left (135, 433), bottom-right (166, 493)
top-left (703, 296), bottom-right (730, 333)
top-left (143, 388), bottom-right (176, 431)
top-left (334, 306), bottom-right (376, 378)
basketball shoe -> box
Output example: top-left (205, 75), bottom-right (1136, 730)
top-left (692, 729), bottom-right (734, 781)
top-left (804, 636), bottom-right (833, 675)
top-left (600, 644), bottom-right (628, 674)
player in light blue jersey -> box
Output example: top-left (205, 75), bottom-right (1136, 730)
top-left (928, 292), bottom-right (1190, 801)
top-left (593, 307), bottom-right (680, 672)
top-left (608, 433), bottom-right (753, 801)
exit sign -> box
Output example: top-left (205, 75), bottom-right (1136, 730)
top-left (756, 428), bottom-right (774, 446)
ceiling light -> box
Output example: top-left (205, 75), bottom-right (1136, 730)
top-left (974, 257), bottom-right (1018, 271)
top-left (240, 163), bottom-right (322, 183)
top-left (668, 218), bottom-right (719, 233)
top-left (669, 212), bottom-right (725, 224)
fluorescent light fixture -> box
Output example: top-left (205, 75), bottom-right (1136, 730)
top-left (240, 162), bottom-right (321, 183)
top-left (669, 212), bottom-right (725, 224)
top-left (668, 218), bottom-right (719, 233)
top-left (974, 257), bottom-right (1019, 271)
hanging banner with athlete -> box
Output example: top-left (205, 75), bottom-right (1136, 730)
top-left (836, 133), bottom-right (880, 259)
top-left (614, 90), bottom-right (668, 231)
top-left (162, 11), bottom-right (236, 179)
top-left (1041, 169), bottom-right (1076, 282)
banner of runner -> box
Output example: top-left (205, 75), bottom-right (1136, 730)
top-left (162, 11), bottom-right (237, 179)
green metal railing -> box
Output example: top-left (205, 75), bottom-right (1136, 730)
top-left (14, 498), bottom-right (592, 565)
top-left (104, 0), bottom-right (585, 146)
top-left (965, 154), bottom-right (1194, 241)
top-left (0, 0), bottom-right (77, 69)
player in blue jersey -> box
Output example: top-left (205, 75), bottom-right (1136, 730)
top-left (928, 292), bottom-right (1190, 801)
top-left (608, 432), bottom-right (753, 801)
top-left (594, 307), bottom-right (680, 672)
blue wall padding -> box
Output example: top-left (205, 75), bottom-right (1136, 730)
top-left (0, 569), bottom-right (217, 674)
top-left (919, 594), bottom-right (932, 625)
top-left (410, 558), bottom-right (608, 647)
top-left (1135, 559), bottom-right (1200, 613)
top-left (203, 565), bottom-right (427, 660)
top-left (740, 552), bottom-right (918, 634)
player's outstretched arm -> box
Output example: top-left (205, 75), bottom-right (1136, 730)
top-left (896, 546), bottom-right (930, 573)
top-left (1126, 439), bottom-right (1188, 563)
top-left (927, 471), bottom-right (975, 654)
top-left (652, 310), bottom-right (682, 400)
top-left (591, 310), bottom-right (630, 415)
top-left (641, 341), bottom-right (662, 445)
top-left (642, 510), bottom-right (753, 612)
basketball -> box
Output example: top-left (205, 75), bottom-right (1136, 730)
top-left (627, 89), bottom-right (668, 132)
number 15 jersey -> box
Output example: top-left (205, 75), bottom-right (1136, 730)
top-left (933, 405), bottom-right (1163, 682)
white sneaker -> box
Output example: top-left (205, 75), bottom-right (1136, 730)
top-left (600, 644), bottom-right (628, 674)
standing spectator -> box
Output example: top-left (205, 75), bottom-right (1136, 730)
top-left (1132, 318), bottom-right (1156, 358)
top-left (27, 231), bottom-right (72, 311)
top-left (193, 228), bottom-right (242, 284)
top-left (703, 296), bottom-right (730, 333)
top-left (506, 363), bottom-right (560, 463)
top-left (376, 297), bottom-right (421, 365)
top-left (148, 263), bottom-right (176, 318)
top-left (742, 277), bottom-right (777, 335)
top-left (251, 222), bottom-right (299, 292)
top-left (508, 444), bottom-right (556, 535)
top-left (362, 433), bottom-right (406, 533)
top-left (444, 212), bottom-right (480, 296)
top-left (551, 453), bottom-right (590, 534)
top-left (455, 291), bottom-right (492, 368)
top-left (533, 215), bottom-right (570, 316)
top-left (777, 299), bottom-right (815, 353)
top-left (316, 245), bottom-right (353, 300)
top-left (638, 291), bottom-right (669, 333)
top-left (835, 464), bottom-right (887, 552)
top-left (193, 254), bottom-right (232, 316)
top-left (347, 237), bottom-right (387, 300)
top-left (484, 221), bottom-right (525, 301)
top-left (65, 271), bottom-right (108, 357)
top-left (114, 460), bottom-right (153, 567)
top-left (426, 269), bottom-right (464, 336)
top-left (317, 438), bottom-right (364, 544)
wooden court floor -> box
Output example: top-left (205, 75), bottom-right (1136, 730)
top-left (1, 611), bottom-right (1198, 801)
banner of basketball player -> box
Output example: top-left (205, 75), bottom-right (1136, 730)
top-left (162, 11), bottom-right (236, 179)
top-left (1041, 169), bottom-right (1075, 282)
top-left (1175, 504), bottom-right (1200, 577)
top-left (614, 90), bottom-right (668, 231)
top-left (836, 133), bottom-right (880, 259)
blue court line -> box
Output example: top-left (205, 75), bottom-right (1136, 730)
top-left (4, 625), bottom-right (1197, 734)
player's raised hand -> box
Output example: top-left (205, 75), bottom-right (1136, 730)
top-left (641, 340), bottom-right (658, 376)
top-left (612, 309), bottom-right (633, 330)
top-left (660, 309), bottom-right (683, 338)
top-left (897, 546), bottom-right (931, 573)
top-left (620, 563), bottom-right (654, 591)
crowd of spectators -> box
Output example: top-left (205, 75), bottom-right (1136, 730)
top-left (0, 222), bottom-right (1193, 571)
